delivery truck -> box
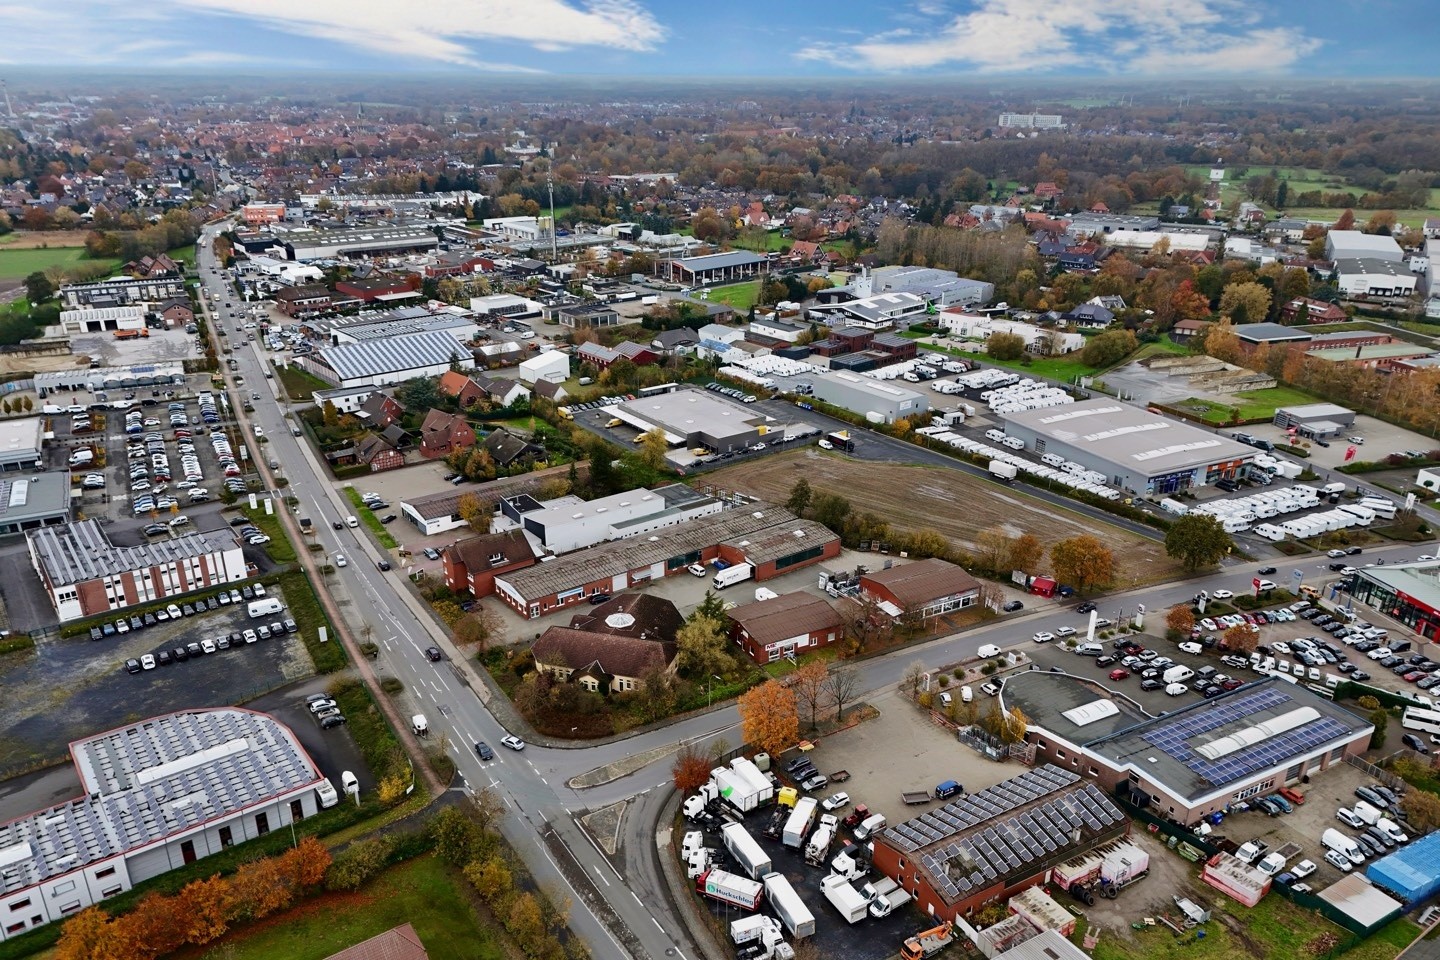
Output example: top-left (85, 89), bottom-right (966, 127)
top-left (784, 797), bottom-right (819, 849)
top-left (863, 877), bottom-right (913, 918)
top-left (697, 868), bottom-right (763, 911)
top-left (988, 459), bottom-right (1017, 482)
top-left (762, 873), bottom-right (816, 939)
top-left (715, 562), bottom-right (755, 590)
top-left (821, 874), bottom-right (869, 924)
top-left (722, 823), bottom-right (773, 880)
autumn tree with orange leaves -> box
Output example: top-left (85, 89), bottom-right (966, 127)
top-left (738, 680), bottom-right (799, 756)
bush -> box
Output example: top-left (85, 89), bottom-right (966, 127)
top-left (981, 662), bottom-right (997, 675)
top-left (379, 675), bottom-right (403, 694)
top-left (953, 668), bottom-right (964, 680)
top-left (325, 834), bottom-right (398, 891)
top-left (937, 674), bottom-right (950, 687)
top-left (1356, 695), bottom-right (1381, 711)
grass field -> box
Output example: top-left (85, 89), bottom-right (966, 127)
top-left (706, 280), bottom-right (763, 310)
top-left (731, 230), bottom-right (791, 252)
top-left (1086, 890), bottom-right (1417, 960)
top-left (342, 487), bottom-right (399, 550)
top-left (704, 449), bottom-right (1183, 588)
top-left (200, 855), bottom-right (503, 960)
top-left (0, 246), bottom-right (116, 281)
top-left (1178, 384), bottom-right (1321, 423)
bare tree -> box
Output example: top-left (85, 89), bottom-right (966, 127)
top-left (791, 661), bottom-right (829, 730)
top-left (900, 660), bottom-right (927, 700)
top-left (824, 664), bottom-right (861, 723)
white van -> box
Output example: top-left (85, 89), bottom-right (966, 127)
top-left (1163, 665), bottom-right (1195, 684)
top-left (67, 449), bottom-right (93, 466)
top-left (1351, 800), bottom-right (1383, 826)
top-left (977, 643), bottom-right (1002, 659)
top-left (853, 814), bottom-right (887, 841)
top-left (1322, 827), bottom-right (1365, 865)
top-left (346, 515), bottom-right (359, 527)
top-left (1377, 817), bottom-right (1409, 843)
top-left (1165, 683), bottom-right (1188, 696)
top-left (247, 597), bottom-right (283, 619)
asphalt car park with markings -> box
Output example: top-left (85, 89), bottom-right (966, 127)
top-left (0, 585), bottom-right (313, 779)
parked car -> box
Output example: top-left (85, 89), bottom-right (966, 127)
top-left (501, 735), bottom-right (525, 751)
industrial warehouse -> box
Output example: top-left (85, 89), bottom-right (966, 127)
top-left (608, 389), bottom-right (768, 454)
top-left (1000, 399), bottom-right (1255, 495)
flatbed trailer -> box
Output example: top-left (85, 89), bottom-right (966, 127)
top-left (901, 791), bottom-right (931, 805)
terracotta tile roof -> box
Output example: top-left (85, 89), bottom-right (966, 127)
top-left (323, 922), bottom-right (428, 960)
top-left (532, 627), bottom-right (674, 680)
top-left (726, 592), bottom-right (841, 647)
top-left (861, 558), bottom-right (979, 608)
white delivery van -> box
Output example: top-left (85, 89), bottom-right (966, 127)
top-left (1163, 665), bottom-right (1195, 684)
top-left (1165, 683), bottom-right (1189, 696)
top-left (247, 597), bottom-right (283, 618)
top-left (67, 449), bottom-right (94, 466)
top-left (853, 814), bottom-right (887, 841)
top-left (977, 644), bottom-right (1002, 659)
top-left (1351, 800), bottom-right (1383, 826)
top-left (1322, 827), bottom-right (1365, 865)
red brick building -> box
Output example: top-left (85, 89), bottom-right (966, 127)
top-left (1280, 297), bottom-right (1347, 324)
top-left (334, 275), bottom-right (422, 303)
top-left (859, 558), bottom-right (981, 619)
top-left (439, 370), bottom-right (487, 407)
top-left (274, 284), bottom-right (332, 317)
top-left (355, 434), bottom-right (404, 472)
top-left (727, 592), bottom-right (843, 664)
top-left (441, 530), bottom-right (539, 597)
top-left (419, 410), bottom-right (475, 459)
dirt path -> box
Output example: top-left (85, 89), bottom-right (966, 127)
top-left (704, 449), bottom-right (1183, 588)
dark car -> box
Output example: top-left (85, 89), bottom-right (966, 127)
top-left (1355, 785), bottom-right (1390, 809)
top-left (588, 593), bottom-right (612, 605)
top-left (425, 646), bottom-right (443, 662)
top-left (475, 741), bottom-right (494, 760)
top-left (90, 626), bottom-right (103, 641)
top-left (1258, 566), bottom-right (1277, 575)
top-left (229, 516), bottom-right (251, 527)
top-left (332, 520), bottom-right (344, 530)
top-left (1002, 600), bottom-right (1024, 612)
top-left (172, 646), bottom-right (189, 662)
top-left (156, 649), bottom-right (173, 665)
top-left (125, 658), bottom-right (141, 674)
top-left (186, 642), bottom-right (203, 658)
top-left (320, 714), bottom-right (348, 729)
top-left (380, 514), bottom-right (397, 524)
top-left (1347, 547), bottom-right (1363, 555)
top-left (1373, 784), bottom-right (1400, 806)
top-left (1352, 669), bottom-right (1371, 681)
top-left (1403, 733), bottom-right (1431, 754)
top-left (1076, 600), bottom-right (1097, 614)
top-left (1095, 654), bottom-right (1117, 667)
top-left (1140, 678), bottom-right (1163, 691)
top-left (377, 559), bottom-right (392, 571)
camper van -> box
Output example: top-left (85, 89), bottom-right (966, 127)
top-left (247, 598), bottom-right (283, 619)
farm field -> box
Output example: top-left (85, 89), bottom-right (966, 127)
top-left (704, 449), bottom-right (1183, 588)
top-left (0, 246), bottom-right (118, 281)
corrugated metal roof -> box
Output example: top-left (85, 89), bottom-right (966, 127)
top-left (674, 250), bottom-right (767, 270)
top-left (318, 331), bottom-right (469, 381)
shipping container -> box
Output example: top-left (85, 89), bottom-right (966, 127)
top-left (763, 872), bottom-right (816, 938)
top-left (722, 823), bottom-right (773, 880)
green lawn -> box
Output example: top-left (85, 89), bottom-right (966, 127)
top-left (706, 280), bottom-right (763, 310)
top-left (1176, 384), bottom-right (1321, 424)
top-left (343, 487), bottom-right (399, 549)
top-left (0, 246), bottom-right (117, 281)
top-left (731, 230), bottom-right (791, 252)
top-left (240, 506), bottom-right (298, 564)
top-left (277, 365), bottom-right (333, 402)
top-left (204, 855), bottom-right (503, 960)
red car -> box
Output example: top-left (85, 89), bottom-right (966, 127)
top-left (1278, 787), bottom-right (1306, 805)
top-left (1108, 668), bottom-right (1130, 681)
top-left (1221, 678), bottom-right (1244, 691)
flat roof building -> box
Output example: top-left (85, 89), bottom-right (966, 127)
top-left (807, 291), bottom-right (927, 330)
top-left (493, 504), bottom-right (840, 618)
top-left (1001, 672), bottom-right (1374, 827)
top-left (1348, 560), bottom-right (1440, 643)
top-left (281, 225), bottom-right (439, 261)
top-left (0, 418), bottom-right (45, 472)
top-left (27, 519), bottom-right (248, 622)
top-left (1001, 399), bottom-right (1254, 495)
top-left (869, 266), bottom-right (995, 307)
top-left (795, 369), bottom-right (929, 424)
top-left (1334, 258), bottom-right (1418, 298)
top-left (1325, 230), bottom-right (1403, 263)
top-left (59, 305), bottom-right (146, 334)
top-left (872, 765), bottom-right (1128, 924)
top-left (0, 473), bottom-right (71, 533)
top-left (660, 250), bottom-right (768, 285)
top-left (59, 276), bottom-right (186, 309)
top-left (0, 708), bottom-right (327, 942)
top-left (1272, 403), bottom-right (1356, 438)
top-left (609, 389), bottom-right (765, 454)
top-left (498, 484), bottom-right (722, 555)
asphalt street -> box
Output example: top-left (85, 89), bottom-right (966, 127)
top-left (198, 223), bottom-right (1440, 960)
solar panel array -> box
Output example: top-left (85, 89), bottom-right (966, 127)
top-left (1140, 687), bottom-right (1351, 786)
top-left (0, 710), bottom-right (316, 892)
top-left (881, 766), bottom-right (1125, 905)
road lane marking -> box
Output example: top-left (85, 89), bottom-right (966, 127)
top-left (592, 865), bottom-right (609, 887)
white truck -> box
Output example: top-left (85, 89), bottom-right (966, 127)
top-left (821, 874), bottom-right (869, 924)
top-left (762, 872), bottom-right (816, 939)
top-left (784, 797), bottom-right (820, 849)
top-left (804, 824), bottom-right (834, 867)
top-left (829, 848), bottom-right (868, 881)
top-left (988, 459), bottom-right (1017, 482)
top-left (411, 714), bottom-right (429, 737)
top-left (861, 876), bottom-right (913, 918)
top-left (714, 562), bottom-right (755, 590)
top-left (722, 823), bottom-right (773, 880)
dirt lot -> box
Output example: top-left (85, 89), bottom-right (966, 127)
top-left (704, 449), bottom-right (1184, 589)
top-left (0, 230), bottom-right (95, 249)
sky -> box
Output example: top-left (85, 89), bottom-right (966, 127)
top-left (0, 0), bottom-right (1428, 78)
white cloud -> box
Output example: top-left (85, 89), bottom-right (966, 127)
top-left (171, 0), bottom-right (666, 67)
top-left (0, 0), bottom-right (666, 69)
top-left (797, 0), bottom-right (1322, 74)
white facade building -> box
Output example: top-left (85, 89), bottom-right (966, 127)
top-left (998, 112), bottom-right (1064, 129)
top-left (938, 312), bottom-right (1084, 354)
top-left (517, 350), bottom-right (570, 385)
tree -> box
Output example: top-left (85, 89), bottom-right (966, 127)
top-left (1049, 535), bottom-right (1114, 594)
top-left (901, 660), bottom-right (927, 700)
top-left (638, 427), bottom-right (669, 470)
top-left (1169, 280), bottom-right (1212, 322)
top-left (1165, 514), bottom-right (1232, 571)
top-left (1365, 210), bottom-right (1397, 236)
top-left (975, 525), bottom-right (1014, 572)
top-left (986, 331), bottom-right (1026, 361)
top-left (1274, 180), bottom-right (1288, 209)
top-left (997, 706), bottom-right (1029, 745)
top-left (1401, 789), bottom-right (1440, 832)
top-left (1165, 605), bottom-right (1196, 638)
top-left (838, 592), bottom-right (892, 653)
top-left (506, 892), bottom-right (547, 954)
top-left (321, 399), bottom-right (339, 428)
top-left (791, 660), bottom-right (829, 730)
top-left (786, 477), bottom-right (812, 517)
top-left (1222, 623), bottom-right (1260, 653)
top-left (456, 493), bottom-right (491, 533)
top-left (1369, 708), bottom-right (1387, 750)
top-left (464, 856), bottom-right (513, 905)
top-left (430, 805), bottom-right (487, 867)
top-left (675, 613), bottom-right (730, 678)
top-left (454, 607), bottom-right (502, 652)
top-left (1079, 329), bottom-right (1137, 369)
top-left (1008, 532), bottom-right (1045, 573)
top-left (55, 907), bottom-right (117, 960)
top-left (1334, 208), bottom-right (1356, 231)
top-left (23, 270), bottom-right (54, 304)
top-left (1203, 320), bottom-right (1242, 365)
top-left (810, 492), bottom-right (852, 534)
top-left (823, 663), bottom-right (861, 722)
top-left (672, 744), bottom-right (712, 793)
top-left (738, 681), bottom-right (799, 755)
top-left (1219, 281), bottom-right (1271, 324)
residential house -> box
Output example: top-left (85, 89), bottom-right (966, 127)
top-left (156, 298), bottom-right (194, 327)
top-left (419, 410), bottom-right (476, 459)
top-left (567, 594), bottom-right (685, 644)
top-left (439, 370), bottom-right (487, 407)
top-left (354, 433), bottom-right (404, 472)
top-left (532, 379), bottom-right (569, 404)
top-left (356, 392), bottom-right (404, 429)
top-left (322, 923), bottom-right (429, 960)
top-left (442, 529), bottom-right (539, 597)
top-left (1170, 318), bottom-right (1211, 343)
top-left (727, 592), bottom-right (844, 664)
top-left (1280, 297), bottom-right (1347, 325)
top-left (125, 253), bottom-right (182, 278)
top-left (650, 328), bottom-right (699, 356)
top-left (483, 428), bottom-right (544, 468)
top-left (474, 374), bottom-right (531, 407)
top-left (614, 341), bottom-right (660, 366)
top-left (577, 341), bottom-right (621, 369)
top-left (274, 284), bottom-right (332, 317)
top-left (1062, 303), bottom-right (1114, 328)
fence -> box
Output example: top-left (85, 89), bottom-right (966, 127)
top-left (1344, 753), bottom-right (1409, 793)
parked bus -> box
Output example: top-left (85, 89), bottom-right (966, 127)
top-left (1401, 706), bottom-right (1440, 735)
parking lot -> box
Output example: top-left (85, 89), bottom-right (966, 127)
top-left (0, 583), bottom-right (316, 778)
